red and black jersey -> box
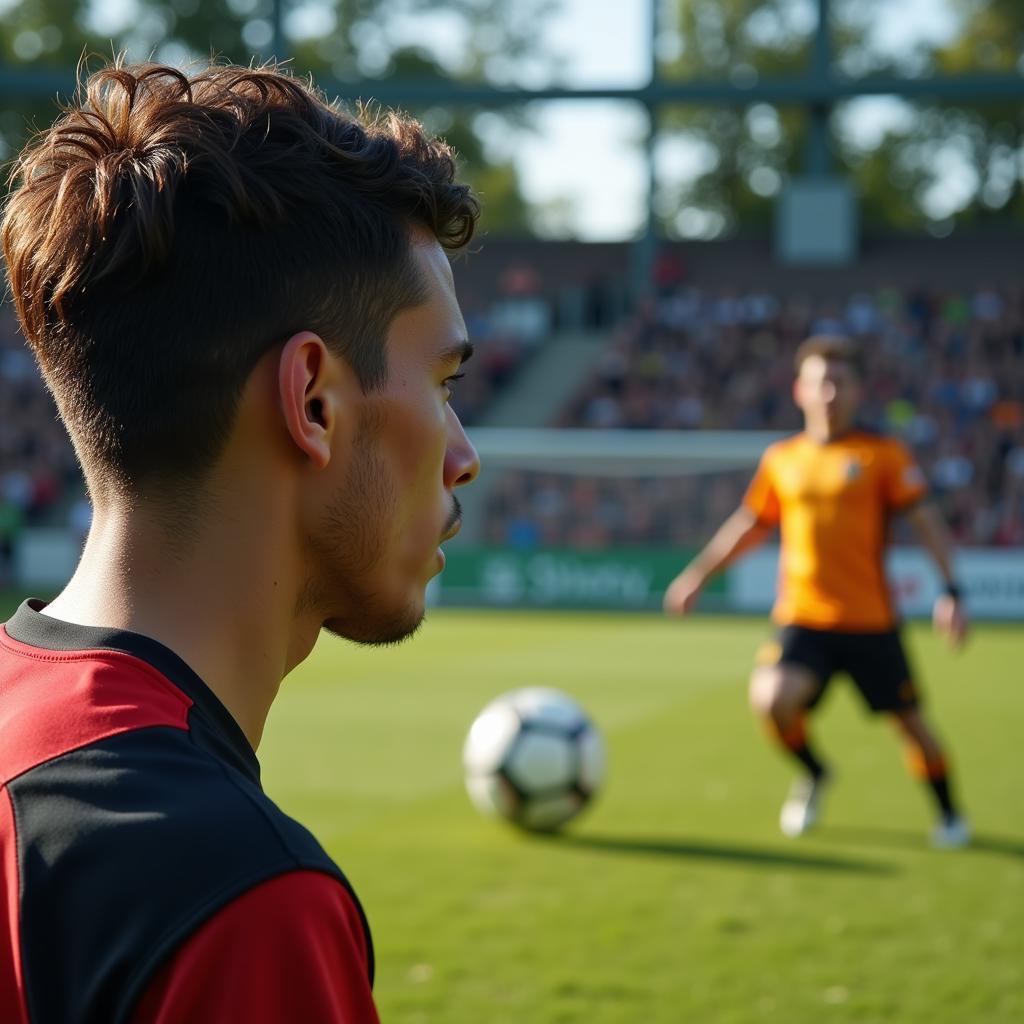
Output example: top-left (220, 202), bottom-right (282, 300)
top-left (0, 600), bottom-right (380, 1023)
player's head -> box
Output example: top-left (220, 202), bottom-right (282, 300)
top-left (793, 335), bottom-right (863, 439)
top-left (2, 61), bottom-right (480, 644)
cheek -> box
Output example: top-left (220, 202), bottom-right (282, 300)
top-left (379, 395), bottom-right (448, 520)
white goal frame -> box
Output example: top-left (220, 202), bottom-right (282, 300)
top-left (465, 428), bottom-right (783, 477)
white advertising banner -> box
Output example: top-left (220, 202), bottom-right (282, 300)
top-left (728, 546), bottom-right (1024, 621)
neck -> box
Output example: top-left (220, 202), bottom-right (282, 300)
top-left (804, 420), bottom-right (851, 444)
top-left (44, 496), bottom-right (320, 750)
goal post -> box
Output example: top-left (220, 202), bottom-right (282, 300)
top-left (435, 428), bottom-right (783, 611)
top-left (465, 428), bottom-right (785, 477)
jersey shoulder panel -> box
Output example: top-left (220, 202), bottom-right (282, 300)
top-left (10, 726), bottom-right (363, 1023)
top-left (848, 428), bottom-right (914, 462)
top-left (0, 629), bottom-right (193, 785)
top-left (0, 787), bottom-right (29, 1024)
top-left (130, 871), bottom-right (380, 1024)
top-left (762, 433), bottom-right (806, 462)
top-left (864, 433), bottom-right (928, 506)
top-left (874, 432), bottom-right (915, 459)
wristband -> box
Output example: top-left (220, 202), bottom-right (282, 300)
top-left (943, 582), bottom-right (962, 600)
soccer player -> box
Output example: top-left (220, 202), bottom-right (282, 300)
top-left (0, 62), bottom-right (480, 1021)
top-left (663, 336), bottom-right (970, 848)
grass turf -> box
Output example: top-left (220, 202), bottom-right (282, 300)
top-left (255, 610), bottom-right (1023, 1024)
top-left (2, 595), bottom-right (1020, 1021)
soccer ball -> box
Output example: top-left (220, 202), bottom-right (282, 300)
top-left (462, 687), bottom-right (605, 832)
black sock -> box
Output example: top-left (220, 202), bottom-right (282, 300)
top-left (776, 717), bottom-right (827, 779)
top-left (927, 775), bottom-right (957, 821)
top-left (792, 743), bottom-right (827, 780)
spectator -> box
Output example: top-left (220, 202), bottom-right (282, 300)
top-left (491, 283), bottom-right (1024, 549)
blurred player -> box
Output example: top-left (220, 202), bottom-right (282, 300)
top-left (664, 337), bottom-right (970, 847)
top-left (0, 62), bottom-right (479, 1021)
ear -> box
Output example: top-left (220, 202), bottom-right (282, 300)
top-left (277, 331), bottom-right (351, 470)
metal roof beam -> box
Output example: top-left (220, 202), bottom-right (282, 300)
top-left (2, 68), bottom-right (1022, 107)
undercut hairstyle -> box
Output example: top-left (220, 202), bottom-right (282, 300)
top-left (794, 335), bottom-right (864, 378)
top-left (2, 61), bottom-right (480, 496)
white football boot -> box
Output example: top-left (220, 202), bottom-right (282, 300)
top-left (779, 772), bottom-right (830, 838)
top-left (931, 815), bottom-right (971, 849)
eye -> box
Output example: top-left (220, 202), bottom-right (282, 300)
top-left (443, 371), bottom-right (465, 400)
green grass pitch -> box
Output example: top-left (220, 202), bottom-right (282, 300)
top-left (2, 593), bottom-right (1019, 1021)
top-left (257, 610), bottom-right (1023, 1024)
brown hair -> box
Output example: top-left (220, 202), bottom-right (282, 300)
top-left (2, 61), bottom-right (479, 495)
top-left (794, 335), bottom-right (864, 377)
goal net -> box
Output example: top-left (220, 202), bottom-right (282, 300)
top-left (466, 427), bottom-right (780, 548)
top-left (436, 428), bottom-right (782, 610)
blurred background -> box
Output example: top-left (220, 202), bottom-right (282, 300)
top-left (1, 0), bottom-right (1022, 619)
top-left (2, 9), bottom-right (1022, 1023)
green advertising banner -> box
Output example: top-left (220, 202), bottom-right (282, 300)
top-left (437, 547), bottom-right (725, 610)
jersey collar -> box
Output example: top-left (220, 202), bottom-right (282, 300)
top-left (4, 598), bottom-right (261, 785)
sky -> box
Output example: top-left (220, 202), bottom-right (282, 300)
top-left (30, 0), bottom-right (969, 239)
top-left (512, 0), bottom-right (651, 240)
top-left (504, 0), bottom-right (962, 240)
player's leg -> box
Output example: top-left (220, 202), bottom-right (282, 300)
top-left (749, 628), bottom-right (834, 836)
top-left (748, 662), bottom-right (826, 779)
top-left (890, 707), bottom-right (970, 847)
top-left (844, 629), bottom-right (969, 847)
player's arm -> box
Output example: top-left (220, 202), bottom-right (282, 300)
top-left (663, 506), bottom-right (772, 616)
top-left (902, 501), bottom-right (968, 649)
top-left (129, 871), bottom-right (379, 1024)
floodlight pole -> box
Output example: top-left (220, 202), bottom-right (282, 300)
top-left (807, 0), bottom-right (833, 176)
top-left (630, 0), bottom-right (662, 308)
top-left (270, 0), bottom-right (288, 63)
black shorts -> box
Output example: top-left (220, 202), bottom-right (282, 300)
top-left (757, 625), bottom-right (919, 714)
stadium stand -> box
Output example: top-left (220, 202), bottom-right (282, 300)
top-left (3, 255), bottom-right (1023, 578)
top-left (0, 291), bottom-right (540, 581)
top-left (445, 324), bottom-right (532, 426)
top-left (485, 283), bottom-right (1024, 549)
top-left (0, 306), bottom-right (85, 583)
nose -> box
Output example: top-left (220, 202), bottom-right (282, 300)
top-left (822, 381), bottom-right (838, 403)
top-left (445, 406), bottom-right (480, 488)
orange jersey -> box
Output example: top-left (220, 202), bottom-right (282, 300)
top-left (742, 430), bottom-right (928, 630)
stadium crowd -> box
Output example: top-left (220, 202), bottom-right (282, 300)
top-left (3, 282), bottom-right (1023, 578)
top-left (486, 283), bottom-right (1024, 549)
top-left (0, 295), bottom-right (536, 583)
top-left (0, 307), bottom-right (85, 583)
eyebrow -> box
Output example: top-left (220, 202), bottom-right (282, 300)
top-left (439, 340), bottom-right (474, 367)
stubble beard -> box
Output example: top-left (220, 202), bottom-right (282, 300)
top-left (301, 426), bottom-right (425, 647)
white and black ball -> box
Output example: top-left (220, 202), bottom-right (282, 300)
top-left (463, 687), bottom-right (605, 832)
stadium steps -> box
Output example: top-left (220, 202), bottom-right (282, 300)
top-left (477, 331), bottom-right (607, 428)
top-left (454, 331), bottom-right (607, 544)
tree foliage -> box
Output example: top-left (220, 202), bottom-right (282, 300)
top-left (656, 0), bottom-right (1024, 236)
top-left (2, 0), bottom-right (1021, 237)
top-left (654, 0), bottom-right (813, 237)
top-left (0, 0), bottom-right (557, 233)
top-left (856, 0), bottom-right (1024, 229)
